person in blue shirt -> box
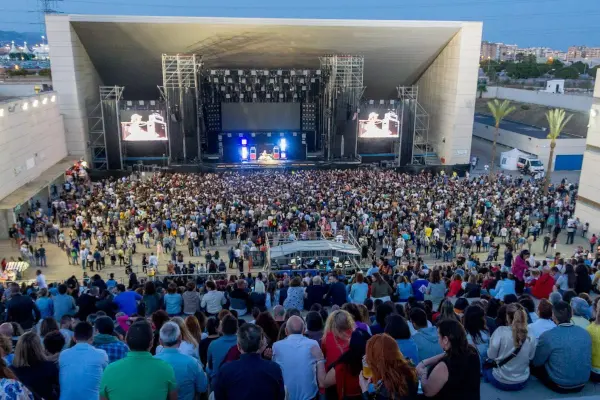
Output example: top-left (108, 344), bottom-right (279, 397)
top-left (206, 314), bottom-right (238, 382)
top-left (155, 322), bottom-right (207, 400)
top-left (366, 262), bottom-right (380, 277)
top-left (59, 321), bottom-right (108, 400)
top-left (53, 284), bottom-right (77, 321)
top-left (411, 272), bottom-right (429, 302)
top-left (384, 314), bottom-right (420, 365)
top-left (489, 271), bottom-right (516, 301)
top-left (395, 276), bottom-right (413, 302)
top-left (36, 288), bottom-right (54, 319)
top-left (113, 284), bottom-right (142, 316)
top-left (349, 273), bottom-right (369, 304)
top-left (163, 283), bottom-right (183, 316)
top-left (106, 273), bottom-right (117, 290)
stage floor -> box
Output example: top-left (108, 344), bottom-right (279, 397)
top-left (213, 158), bottom-right (362, 170)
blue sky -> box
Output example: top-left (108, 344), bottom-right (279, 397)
top-left (1, 0), bottom-right (597, 49)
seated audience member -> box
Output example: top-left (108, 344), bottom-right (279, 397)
top-left (531, 301), bottom-right (592, 393)
top-left (571, 297), bottom-right (591, 329)
top-left (273, 316), bottom-right (320, 400)
top-left (305, 276), bottom-right (327, 310)
top-left (273, 305), bottom-right (286, 330)
top-left (531, 265), bottom-right (554, 299)
top-left (485, 303), bottom-right (536, 391)
top-left (410, 308), bottom-right (443, 361)
top-left (206, 314), bottom-right (238, 382)
top-left (384, 315), bottom-right (419, 365)
top-left (588, 298), bottom-right (600, 382)
top-left (200, 280), bottom-right (226, 316)
top-left (43, 331), bottom-right (65, 362)
top-left (370, 303), bottom-right (394, 335)
top-left (527, 299), bottom-right (556, 339)
top-left (416, 319), bottom-right (480, 399)
top-left (93, 316), bottom-right (129, 364)
top-left (490, 272), bottom-right (516, 301)
top-left (463, 305), bottom-right (490, 369)
top-left (359, 333), bottom-right (418, 399)
top-left (212, 324), bottom-right (285, 400)
top-left (59, 322), bottom-right (109, 400)
top-left (11, 331), bottom-right (60, 400)
top-left (305, 311), bottom-right (325, 343)
top-left (199, 317), bottom-right (219, 367)
top-left (154, 322), bottom-right (208, 400)
top-left (0, 357), bottom-right (33, 399)
top-left (100, 321), bottom-right (177, 399)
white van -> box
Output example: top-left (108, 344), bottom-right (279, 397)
top-left (517, 156), bottom-right (545, 174)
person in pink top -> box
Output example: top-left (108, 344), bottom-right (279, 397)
top-left (512, 249), bottom-right (529, 295)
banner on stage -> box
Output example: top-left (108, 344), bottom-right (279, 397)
top-left (358, 111), bottom-right (399, 138)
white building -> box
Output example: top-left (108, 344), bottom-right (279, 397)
top-left (576, 78), bottom-right (600, 232)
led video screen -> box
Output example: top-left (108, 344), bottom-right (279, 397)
top-left (221, 103), bottom-right (301, 131)
top-left (121, 110), bottom-right (168, 141)
top-left (358, 110), bottom-right (399, 138)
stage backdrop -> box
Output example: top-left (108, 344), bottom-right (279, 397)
top-left (221, 103), bottom-right (300, 131)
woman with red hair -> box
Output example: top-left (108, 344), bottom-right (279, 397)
top-left (360, 333), bottom-right (418, 399)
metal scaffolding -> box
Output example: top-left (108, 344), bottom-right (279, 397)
top-left (319, 55), bottom-right (365, 160)
top-left (161, 54), bottom-right (202, 163)
top-left (397, 86), bottom-right (435, 165)
top-left (89, 86), bottom-right (124, 170)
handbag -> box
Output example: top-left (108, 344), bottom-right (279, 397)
top-left (482, 340), bottom-right (526, 370)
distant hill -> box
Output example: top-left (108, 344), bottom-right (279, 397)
top-left (0, 31), bottom-right (45, 46)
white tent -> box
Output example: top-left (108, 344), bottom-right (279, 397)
top-left (500, 148), bottom-right (527, 171)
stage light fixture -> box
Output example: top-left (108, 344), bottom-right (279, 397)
top-left (42, 97), bottom-right (48, 105)
top-left (238, 70), bottom-right (243, 75)
top-left (281, 152), bottom-right (287, 159)
top-left (0, 109), bottom-right (3, 117)
top-left (22, 102), bottom-right (29, 110)
top-left (33, 100), bottom-right (39, 107)
top-left (139, 100), bottom-right (144, 105)
top-left (316, 70), bottom-right (321, 75)
top-left (241, 146), bottom-right (249, 160)
top-left (380, 100), bottom-right (385, 105)
top-left (211, 70), bottom-right (216, 75)
top-left (241, 138), bottom-right (247, 145)
top-left (280, 138), bottom-right (287, 152)
top-left (225, 70), bottom-right (230, 76)
top-left (251, 70), bottom-right (257, 75)
top-left (277, 70), bottom-right (282, 76)
top-left (264, 70), bottom-right (269, 76)
top-left (150, 100), bottom-right (156, 106)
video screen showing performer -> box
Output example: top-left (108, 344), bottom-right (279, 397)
top-left (121, 111), bottom-right (168, 141)
top-left (358, 110), bottom-right (399, 138)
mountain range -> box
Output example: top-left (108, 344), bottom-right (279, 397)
top-left (0, 31), bottom-right (45, 46)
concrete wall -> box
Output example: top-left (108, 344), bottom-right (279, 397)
top-left (483, 86), bottom-right (593, 112)
top-left (46, 15), bottom-right (104, 159)
top-left (0, 93), bottom-right (67, 201)
top-left (0, 83), bottom-right (49, 98)
top-left (473, 122), bottom-right (586, 170)
top-left (417, 22), bottom-right (482, 165)
top-left (576, 78), bottom-right (600, 232)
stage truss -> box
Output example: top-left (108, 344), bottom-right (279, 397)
top-left (89, 86), bottom-right (124, 170)
top-left (319, 55), bottom-right (366, 160)
top-left (160, 54), bottom-right (203, 163)
top-left (397, 86), bottom-right (434, 165)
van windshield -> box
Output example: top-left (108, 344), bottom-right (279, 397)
top-left (530, 160), bottom-right (543, 167)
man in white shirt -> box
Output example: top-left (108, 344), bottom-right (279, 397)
top-left (200, 281), bottom-right (226, 316)
top-left (35, 270), bottom-right (47, 289)
top-left (272, 316), bottom-right (320, 400)
top-left (149, 253), bottom-right (158, 268)
top-left (528, 299), bottom-right (556, 339)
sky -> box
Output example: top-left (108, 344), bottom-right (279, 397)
top-left (0, 0), bottom-right (597, 50)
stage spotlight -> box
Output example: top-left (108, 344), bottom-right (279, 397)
top-left (280, 138), bottom-right (287, 152)
top-left (50, 95), bottom-right (56, 102)
top-left (22, 102), bottom-right (29, 110)
top-left (42, 97), bottom-right (48, 105)
top-left (0, 109), bottom-right (4, 117)
top-left (241, 138), bottom-right (247, 146)
top-left (33, 100), bottom-right (39, 107)
top-left (241, 146), bottom-right (249, 160)
top-left (281, 152), bottom-right (287, 159)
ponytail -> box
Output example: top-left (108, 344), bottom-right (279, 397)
top-left (507, 304), bottom-right (528, 347)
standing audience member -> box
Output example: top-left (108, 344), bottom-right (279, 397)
top-left (59, 322), bottom-right (109, 400)
top-left (5, 284), bottom-right (41, 330)
top-left (531, 301), bottom-right (592, 393)
top-left (113, 284), bottom-right (142, 316)
top-left (154, 322), bottom-right (208, 400)
top-left (100, 321), bottom-right (177, 400)
top-left (212, 324), bottom-right (285, 400)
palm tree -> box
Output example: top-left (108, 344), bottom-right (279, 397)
top-left (543, 108), bottom-right (573, 194)
top-left (477, 80), bottom-right (488, 98)
top-left (487, 99), bottom-right (516, 180)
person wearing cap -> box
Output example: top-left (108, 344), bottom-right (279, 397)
top-left (453, 298), bottom-right (469, 319)
top-left (570, 298), bottom-right (591, 329)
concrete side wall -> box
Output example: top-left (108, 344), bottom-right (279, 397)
top-left (576, 78), bottom-right (600, 232)
top-left (46, 15), bottom-right (103, 159)
top-left (0, 83), bottom-right (49, 98)
top-left (483, 86), bottom-right (593, 113)
top-left (473, 122), bottom-right (586, 170)
top-left (417, 22), bottom-right (482, 165)
top-left (0, 94), bottom-right (67, 201)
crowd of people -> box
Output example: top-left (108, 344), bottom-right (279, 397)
top-left (0, 168), bottom-right (597, 399)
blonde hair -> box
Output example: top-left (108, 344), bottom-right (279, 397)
top-left (322, 310), bottom-right (354, 344)
top-left (506, 303), bottom-right (528, 347)
top-left (171, 317), bottom-right (198, 348)
top-left (12, 331), bottom-right (47, 368)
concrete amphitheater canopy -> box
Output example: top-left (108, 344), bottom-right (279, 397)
top-left (46, 15), bottom-right (482, 164)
